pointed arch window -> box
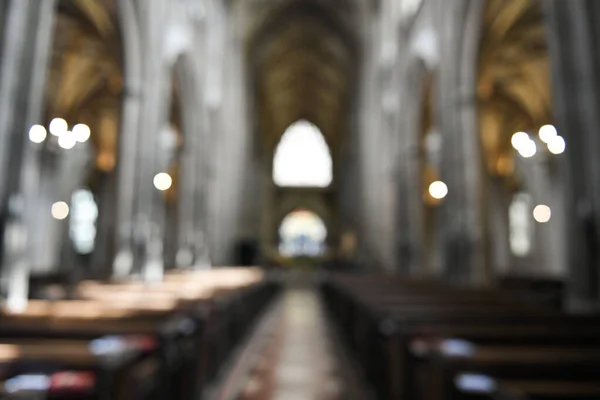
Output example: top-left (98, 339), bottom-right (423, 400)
top-left (279, 210), bottom-right (327, 257)
top-left (273, 120), bottom-right (333, 187)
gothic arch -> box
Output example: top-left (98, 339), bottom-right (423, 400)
top-left (275, 194), bottom-right (333, 236)
top-left (272, 119), bottom-right (333, 188)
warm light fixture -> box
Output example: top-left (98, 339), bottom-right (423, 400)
top-left (153, 173), bottom-right (172, 191)
top-left (73, 124), bottom-right (91, 143)
top-left (28, 125), bottom-right (47, 143)
top-left (57, 131), bottom-right (76, 149)
top-left (533, 205), bottom-right (551, 223)
top-left (547, 136), bottom-right (566, 155)
top-left (51, 202), bottom-right (70, 220)
top-left (538, 125), bottom-right (557, 144)
top-left (518, 139), bottom-right (537, 158)
top-left (49, 118), bottom-right (68, 136)
top-left (429, 181), bottom-right (448, 200)
top-left (511, 132), bottom-right (529, 151)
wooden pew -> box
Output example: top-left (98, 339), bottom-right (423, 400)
top-left (451, 373), bottom-right (600, 400)
top-left (320, 274), bottom-right (600, 400)
top-left (0, 268), bottom-right (278, 400)
top-left (0, 337), bottom-right (160, 399)
top-left (494, 379), bottom-right (600, 400)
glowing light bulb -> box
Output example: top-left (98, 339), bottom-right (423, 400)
top-left (539, 125), bottom-right (557, 144)
top-left (429, 181), bottom-right (448, 200)
top-left (153, 173), bottom-right (172, 191)
top-left (511, 132), bottom-right (529, 151)
top-left (28, 125), bottom-right (47, 143)
top-left (51, 202), bottom-right (70, 220)
top-left (58, 131), bottom-right (76, 149)
top-left (73, 124), bottom-right (91, 143)
top-left (533, 205), bottom-right (551, 223)
top-left (547, 136), bottom-right (566, 155)
top-left (518, 139), bottom-right (537, 158)
top-left (49, 118), bottom-right (68, 136)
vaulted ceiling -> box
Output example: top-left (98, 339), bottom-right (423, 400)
top-left (47, 0), bottom-right (122, 173)
top-left (248, 1), bottom-right (358, 151)
top-left (477, 0), bottom-right (550, 182)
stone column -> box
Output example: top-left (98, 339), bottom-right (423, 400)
top-left (0, 0), bottom-right (55, 209)
top-left (112, 0), bottom-right (142, 278)
top-left (199, 0), bottom-right (226, 266)
top-left (543, 0), bottom-right (600, 309)
top-left (437, 0), bottom-right (487, 284)
top-left (136, 0), bottom-right (171, 282)
top-left (396, 59), bottom-right (426, 276)
top-left (174, 59), bottom-right (198, 268)
top-left (190, 105), bottom-right (212, 268)
top-left (0, 0), bottom-right (56, 310)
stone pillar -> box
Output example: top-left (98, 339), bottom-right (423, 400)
top-left (543, 0), bottom-right (600, 309)
top-left (174, 59), bottom-right (197, 268)
top-left (136, 0), bottom-right (171, 282)
top-left (191, 105), bottom-right (212, 268)
top-left (437, 0), bottom-right (487, 284)
top-left (0, 0), bottom-right (55, 208)
top-left (201, 0), bottom-right (226, 266)
top-left (396, 60), bottom-right (426, 276)
top-left (113, 0), bottom-right (142, 278)
top-left (0, 0), bottom-right (56, 310)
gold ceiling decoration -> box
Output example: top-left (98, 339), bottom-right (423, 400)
top-left (47, 0), bottom-right (122, 175)
top-left (478, 0), bottom-right (551, 183)
top-left (249, 1), bottom-right (357, 151)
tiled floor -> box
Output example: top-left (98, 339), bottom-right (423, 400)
top-left (239, 285), bottom-right (372, 400)
top-left (270, 289), bottom-right (341, 399)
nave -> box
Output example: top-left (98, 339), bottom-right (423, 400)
top-left (5, 0), bottom-right (600, 398)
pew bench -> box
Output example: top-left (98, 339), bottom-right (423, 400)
top-left (0, 268), bottom-right (278, 400)
top-left (320, 273), bottom-right (600, 400)
top-left (0, 337), bottom-right (160, 399)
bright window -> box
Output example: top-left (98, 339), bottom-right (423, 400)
top-left (509, 192), bottom-right (533, 257)
top-left (273, 120), bottom-right (332, 187)
top-left (279, 210), bottom-right (327, 257)
top-left (69, 189), bottom-right (98, 254)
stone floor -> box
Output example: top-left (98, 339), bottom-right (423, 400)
top-left (238, 284), bottom-right (372, 400)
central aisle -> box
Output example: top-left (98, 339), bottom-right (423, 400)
top-left (239, 282), bottom-right (372, 400)
top-left (271, 289), bottom-right (340, 399)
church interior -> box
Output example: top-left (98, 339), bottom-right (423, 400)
top-left (1, 0), bottom-right (600, 398)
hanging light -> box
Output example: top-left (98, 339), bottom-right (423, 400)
top-left (49, 118), bottom-right (68, 136)
top-left (538, 125), bottom-right (557, 144)
top-left (511, 132), bottom-right (529, 151)
top-left (153, 173), bottom-right (172, 191)
top-left (429, 181), bottom-right (448, 200)
top-left (518, 139), bottom-right (537, 158)
top-left (51, 202), bottom-right (70, 220)
top-left (57, 131), bottom-right (76, 149)
top-left (547, 136), bottom-right (566, 155)
top-left (533, 205), bottom-right (551, 223)
top-left (73, 124), bottom-right (91, 143)
top-left (28, 125), bottom-right (47, 143)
